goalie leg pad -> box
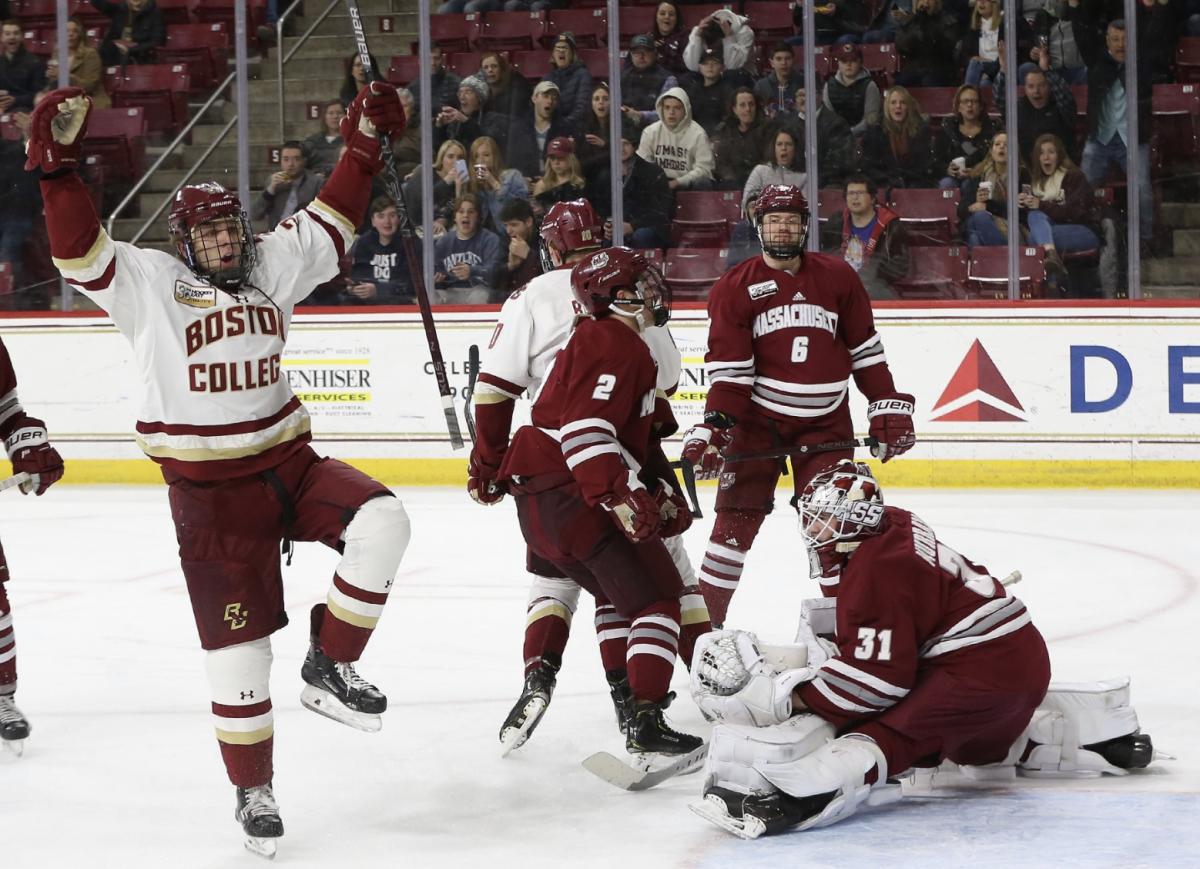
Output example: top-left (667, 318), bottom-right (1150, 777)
top-left (755, 733), bottom-right (889, 831)
top-left (704, 714), bottom-right (835, 797)
top-left (1017, 677), bottom-right (1146, 777)
top-left (205, 638), bottom-right (275, 788)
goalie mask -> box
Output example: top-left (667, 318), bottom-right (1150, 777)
top-left (753, 184), bottom-right (810, 261)
top-left (168, 183), bottom-right (258, 292)
top-left (798, 460), bottom-right (885, 554)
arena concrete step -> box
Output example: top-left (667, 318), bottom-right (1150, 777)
top-left (1141, 255), bottom-right (1200, 286)
top-left (1160, 202), bottom-right (1200, 229)
top-left (1173, 229), bottom-right (1200, 256)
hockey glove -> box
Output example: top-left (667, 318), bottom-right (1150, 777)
top-left (6, 417), bottom-right (64, 495)
top-left (467, 451), bottom-right (506, 506)
top-left (866, 393), bottom-right (916, 463)
top-left (654, 478), bottom-right (692, 538)
top-left (680, 412), bottom-right (735, 480)
top-left (691, 631), bottom-right (812, 726)
top-left (24, 87), bottom-right (92, 174)
top-left (601, 475), bottom-right (659, 543)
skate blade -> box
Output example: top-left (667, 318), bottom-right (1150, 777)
top-left (244, 835), bottom-right (278, 860)
top-left (689, 795), bottom-right (766, 840)
top-left (499, 694), bottom-right (549, 758)
top-left (300, 685), bottom-right (382, 733)
top-left (2, 738), bottom-right (25, 758)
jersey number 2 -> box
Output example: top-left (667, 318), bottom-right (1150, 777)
top-left (592, 374), bottom-right (617, 400)
top-left (854, 627), bottom-right (892, 661)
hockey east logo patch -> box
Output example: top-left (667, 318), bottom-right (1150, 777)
top-left (747, 279), bottom-right (778, 300)
top-left (719, 471), bottom-right (737, 490)
top-left (174, 279), bottom-right (217, 309)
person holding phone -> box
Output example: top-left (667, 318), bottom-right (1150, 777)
top-left (1023, 133), bottom-right (1101, 291)
top-left (465, 135), bottom-right (529, 236)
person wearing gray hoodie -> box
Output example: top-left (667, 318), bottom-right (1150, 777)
top-left (635, 86), bottom-right (715, 191)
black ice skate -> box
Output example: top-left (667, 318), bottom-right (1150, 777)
top-left (300, 638), bottom-right (386, 733)
top-left (0, 692), bottom-right (30, 757)
top-left (625, 700), bottom-right (703, 758)
top-left (1085, 730), bottom-right (1156, 770)
top-left (691, 786), bottom-right (835, 839)
top-left (606, 669), bottom-right (634, 736)
top-left (499, 658), bottom-right (559, 757)
top-left (235, 782), bottom-right (284, 860)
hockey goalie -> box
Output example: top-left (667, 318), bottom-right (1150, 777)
top-left (689, 460), bottom-right (1161, 839)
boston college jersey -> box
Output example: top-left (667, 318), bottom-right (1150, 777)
top-left (499, 316), bottom-right (659, 506)
top-left (704, 252), bottom-right (896, 424)
top-left (796, 507), bottom-right (1032, 729)
top-left (47, 176), bottom-right (356, 481)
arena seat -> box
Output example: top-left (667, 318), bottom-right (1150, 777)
top-left (13, 0), bottom-right (58, 31)
top-left (83, 106), bottom-right (147, 182)
top-left (966, 246), bottom-right (1046, 300)
top-left (803, 44), bottom-right (837, 79)
top-left (743, 1), bottom-right (794, 43)
top-left (475, 11), bottom-right (545, 53)
top-left (189, 0), bottom-right (267, 34)
top-left (158, 23), bottom-right (229, 92)
top-left (109, 64), bottom-right (191, 137)
top-left (155, 0), bottom-right (196, 27)
top-left (1151, 83), bottom-right (1200, 171)
top-left (888, 187), bottom-right (960, 245)
top-left (577, 48), bottom-right (611, 79)
top-left (387, 54), bottom-right (421, 86)
top-left (891, 244), bottom-right (968, 299)
top-left (907, 87), bottom-right (957, 120)
top-left (445, 51), bottom-right (486, 79)
top-left (543, 8), bottom-right (608, 49)
top-left (0, 263), bottom-right (12, 296)
top-left (618, 7), bottom-right (657, 49)
top-left (664, 247), bottom-right (728, 300)
top-left (430, 14), bottom-right (481, 54)
top-left (0, 113), bottom-right (21, 141)
top-left (860, 42), bottom-right (899, 89)
top-left (1175, 36), bottom-right (1200, 83)
top-left (21, 28), bottom-right (53, 57)
top-left (680, 5), bottom-right (732, 30)
top-left (670, 190), bottom-right (742, 247)
top-left (510, 50), bottom-right (552, 80)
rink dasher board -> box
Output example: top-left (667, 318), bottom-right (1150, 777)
top-left (2, 303), bottom-right (1198, 487)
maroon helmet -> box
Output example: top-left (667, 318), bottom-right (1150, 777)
top-left (539, 199), bottom-right (602, 271)
top-left (797, 460), bottom-right (885, 553)
top-left (570, 246), bottom-right (670, 328)
top-left (753, 184), bottom-right (810, 260)
top-left (167, 182), bottom-right (257, 292)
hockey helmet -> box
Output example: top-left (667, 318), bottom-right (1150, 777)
top-left (797, 459), bottom-right (885, 553)
top-left (167, 182), bottom-right (258, 292)
top-left (539, 199), bottom-right (603, 271)
top-left (570, 246), bottom-right (670, 329)
top-left (753, 184), bottom-right (810, 261)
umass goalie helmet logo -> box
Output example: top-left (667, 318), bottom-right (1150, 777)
top-left (798, 460), bottom-right (885, 552)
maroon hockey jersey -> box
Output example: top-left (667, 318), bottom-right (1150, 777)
top-left (0, 338), bottom-right (31, 445)
top-left (797, 507), bottom-right (1033, 729)
top-left (703, 253), bottom-right (897, 424)
top-left (499, 316), bottom-right (660, 507)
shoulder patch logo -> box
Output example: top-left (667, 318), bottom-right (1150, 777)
top-left (174, 279), bottom-right (217, 309)
top-left (748, 279), bottom-right (778, 300)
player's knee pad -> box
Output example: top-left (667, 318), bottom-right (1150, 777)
top-left (755, 733), bottom-right (890, 831)
top-left (663, 534), bottom-right (697, 587)
top-left (704, 714), bottom-right (835, 796)
top-left (204, 637), bottom-right (273, 705)
top-left (1016, 677), bottom-right (1147, 777)
top-left (338, 495), bottom-right (411, 594)
top-left (525, 574), bottom-right (582, 614)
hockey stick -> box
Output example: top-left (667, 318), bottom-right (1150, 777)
top-left (345, 1), bottom-right (464, 450)
top-left (0, 472), bottom-right (32, 494)
top-left (670, 437), bottom-right (879, 520)
top-left (464, 344), bottom-right (479, 444)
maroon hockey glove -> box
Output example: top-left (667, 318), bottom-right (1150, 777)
top-left (5, 417), bottom-right (65, 495)
top-left (601, 479), bottom-right (660, 543)
top-left (866, 393), bottom-right (916, 463)
top-left (360, 80), bottom-right (407, 138)
top-left (655, 479), bottom-right (692, 538)
top-left (24, 87), bottom-right (92, 174)
top-left (680, 419), bottom-right (734, 481)
top-left (467, 451), bottom-right (506, 506)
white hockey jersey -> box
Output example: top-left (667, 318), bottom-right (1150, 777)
top-left (54, 200), bottom-right (356, 481)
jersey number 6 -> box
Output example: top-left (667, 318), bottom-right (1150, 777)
top-left (791, 336), bottom-right (809, 363)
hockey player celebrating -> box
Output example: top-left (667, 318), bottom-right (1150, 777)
top-left (470, 200), bottom-right (709, 756)
top-left (0, 337), bottom-right (65, 756)
top-left (26, 86), bottom-right (411, 857)
top-left (497, 247), bottom-right (703, 760)
top-left (690, 460), bottom-right (1157, 838)
top-left (679, 184), bottom-right (916, 627)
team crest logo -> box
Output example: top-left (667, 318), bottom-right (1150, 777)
top-left (748, 280), bottom-right (778, 300)
top-left (591, 251), bottom-right (609, 268)
top-left (719, 471), bottom-right (737, 490)
top-left (223, 603), bottom-right (248, 630)
top-left (174, 279), bottom-right (217, 309)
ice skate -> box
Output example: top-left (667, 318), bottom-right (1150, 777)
top-left (235, 782), bottom-right (284, 860)
top-left (691, 785), bottom-right (835, 839)
top-left (625, 699), bottom-right (703, 760)
top-left (499, 661), bottom-right (557, 757)
top-left (605, 669), bottom-right (633, 736)
top-left (1085, 731), bottom-right (1157, 770)
top-left (300, 638), bottom-right (386, 733)
top-left (0, 692), bottom-right (30, 757)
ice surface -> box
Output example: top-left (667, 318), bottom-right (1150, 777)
top-left (2, 486), bottom-right (1197, 868)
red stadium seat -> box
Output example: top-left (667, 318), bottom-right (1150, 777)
top-left (576, 47), bottom-right (612, 80)
top-left (189, 0), bottom-right (267, 34)
top-left (83, 106), bottom-right (147, 181)
top-left (642, 248), bottom-right (665, 272)
top-left (387, 55), bottom-right (421, 86)
top-left (109, 64), bottom-right (191, 137)
top-left (967, 246), bottom-right (1046, 300)
top-left (1152, 83), bottom-right (1200, 171)
top-left (860, 42), bottom-right (899, 89)
top-left (431, 14), bottom-right (482, 54)
top-left (680, 5), bottom-right (733, 30)
top-left (155, 0), bottom-right (196, 26)
top-left (21, 28), bottom-right (52, 57)
top-left (888, 187), bottom-right (960, 245)
top-left (743, 1), bottom-right (794, 43)
top-left (664, 247), bottom-right (728, 300)
top-left (445, 51), bottom-right (486, 79)
top-left (0, 263), bottom-right (12, 296)
top-left (618, 7), bottom-right (657, 49)
top-left (906, 87), bottom-right (957, 120)
top-left (891, 244), bottom-right (968, 299)
top-left (14, 0), bottom-right (57, 31)
top-left (543, 8), bottom-right (608, 49)
top-left (1175, 36), bottom-right (1200, 83)
top-left (0, 113), bottom-right (22, 141)
top-left (510, 50), bottom-right (552, 81)
top-left (70, 0), bottom-right (112, 29)
top-left (670, 190), bottom-right (742, 247)
top-left (804, 44), bottom-right (836, 80)
top-left (474, 11), bottom-right (545, 52)
top-left (158, 23), bottom-right (229, 92)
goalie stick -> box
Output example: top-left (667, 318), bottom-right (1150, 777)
top-left (345, 0), bottom-right (463, 449)
top-left (582, 743), bottom-right (707, 791)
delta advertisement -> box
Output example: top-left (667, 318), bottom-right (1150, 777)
top-left (2, 304), bottom-right (1197, 484)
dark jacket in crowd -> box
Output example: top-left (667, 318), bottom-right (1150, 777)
top-left (507, 115), bottom-right (574, 179)
top-left (993, 66), bottom-right (1077, 158)
top-left (1035, 167), bottom-right (1101, 231)
top-left (575, 113), bottom-right (612, 178)
top-left (350, 228), bottom-right (415, 304)
top-left (622, 61), bottom-right (675, 112)
top-left (435, 108), bottom-right (511, 155)
top-left (411, 67), bottom-right (462, 116)
top-left (934, 113), bottom-right (998, 173)
top-left (713, 116), bottom-right (768, 190)
top-left (654, 23), bottom-right (689, 75)
top-left (895, 10), bottom-right (961, 85)
top-left (683, 75), bottom-right (734, 135)
top-left (0, 45), bottom-right (45, 112)
top-left (486, 72), bottom-right (533, 122)
top-left (774, 107), bottom-right (858, 188)
top-left (753, 70), bottom-right (805, 117)
top-left (90, 0), bottom-right (166, 66)
top-left (545, 60), bottom-right (592, 134)
top-left (861, 121), bottom-right (938, 189)
top-left (589, 154), bottom-right (672, 245)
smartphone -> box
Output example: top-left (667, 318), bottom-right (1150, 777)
top-left (454, 159), bottom-right (468, 180)
top-left (1021, 184), bottom-right (1033, 197)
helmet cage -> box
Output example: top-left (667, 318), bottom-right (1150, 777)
top-left (798, 461), bottom-right (884, 552)
top-left (754, 184), bottom-right (810, 261)
top-left (614, 262), bottom-right (671, 328)
top-left (168, 190), bottom-right (258, 293)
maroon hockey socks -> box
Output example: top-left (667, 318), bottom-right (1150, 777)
top-left (626, 601), bottom-right (681, 703)
top-left (0, 584), bottom-right (14, 689)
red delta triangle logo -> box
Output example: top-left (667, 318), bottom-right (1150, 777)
top-left (930, 339), bottom-right (1027, 422)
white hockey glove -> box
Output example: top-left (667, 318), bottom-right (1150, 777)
top-left (795, 600), bottom-right (839, 670)
top-left (692, 630), bottom-right (813, 727)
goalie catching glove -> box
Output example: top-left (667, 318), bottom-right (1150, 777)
top-left (691, 630), bottom-right (813, 727)
top-left (24, 87), bottom-right (92, 174)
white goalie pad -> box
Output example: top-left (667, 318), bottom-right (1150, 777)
top-left (691, 630), bottom-right (813, 726)
top-left (703, 713), bottom-right (835, 796)
top-left (795, 598), bottom-right (839, 670)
